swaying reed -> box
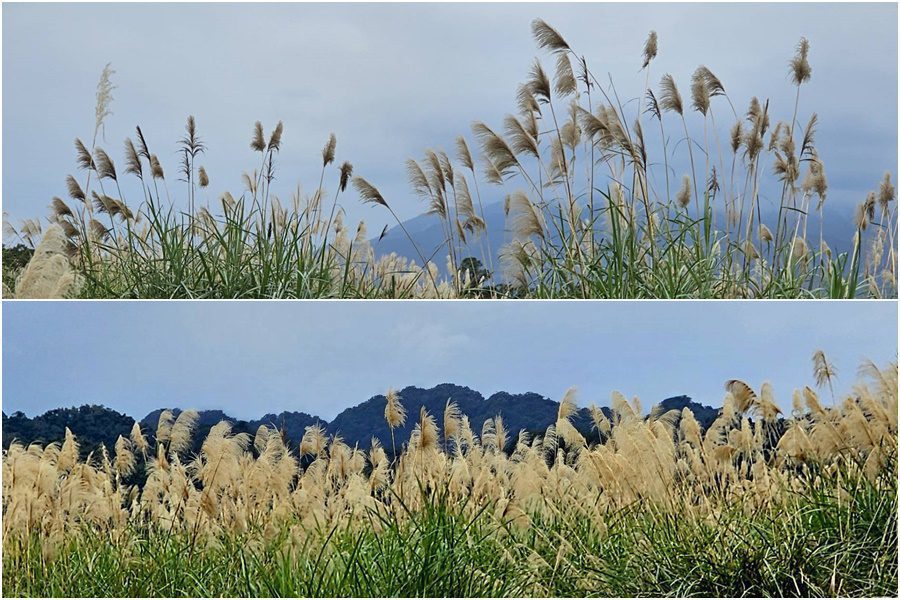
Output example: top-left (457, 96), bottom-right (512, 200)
top-left (4, 22), bottom-right (896, 299)
top-left (3, 360), bottom-right (897, 596)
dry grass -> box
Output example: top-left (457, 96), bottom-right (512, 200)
top-left (3, 360), bottom-right (897, 596)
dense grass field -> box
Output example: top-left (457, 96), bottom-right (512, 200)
top-left (4, 20), bottom-right (896, 299)
top-left (3, 361), bottom-right (897, 597)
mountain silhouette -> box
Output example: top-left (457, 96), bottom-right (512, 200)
top-left (4, 384), bottom-right (720, 457)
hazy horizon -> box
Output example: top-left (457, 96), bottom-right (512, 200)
top-left (3, 301), bottom-right (896, 421)
top-left (3, 3), bottom-right (897, 244)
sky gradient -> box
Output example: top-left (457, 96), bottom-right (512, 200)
top-left (3, 2), bottom-right (897, 240)
top-left (3, 301), bottom-right (896, 421)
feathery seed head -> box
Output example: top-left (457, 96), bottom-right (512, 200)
top-left (124, 138), bottom-right (143, 179)
top-left (730, 121), bottom-right (744, 154)
top-left (455, 137), bottom-right (474, 171)
top-left (659, 74), bottom-right (683, 115)
top-left (690, 68), bottom-right (711, 115)
top-left (149, 155), bottom-right (165, 180)
top-left (322, 133), bottom-right (337, 167)
top-left (75, 139), bottom-right (95, 171)
top-left (268, 121), bottom-right (284, 152)
top-left (642, 31), bottom-right (658, 69)
top-left (353, 177), bottom-right (389, 208)
top-left (878, 172), bottom-right (895, 211)
top-left (66, 175), bottom-right (86, 202)
top-left (531, 19), bottom-right (570, 53)
top-left (251, 122), bottom-right (266, 152)
top-left (676, 175), bottom-right (692, 208)
top-left (790, 37), bottom-right (812, 86)
top-left (554, 53), bottom-right (577, 97)
top-left (812, 350), bottom-right (837, 390)
top-left (384, 388), bottom-right (407, 429)
top-left (94, 147), bottom-right (116, 181)
top-left (339, 161), bottom-right (353, 192)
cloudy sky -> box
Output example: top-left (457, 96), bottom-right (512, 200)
top-left (2, 2), bottom-right (897, 240)
top-left (3, 301), bottom-right (896, 420)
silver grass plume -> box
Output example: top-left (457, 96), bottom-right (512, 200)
top-left (411, 406), bottom-right (438, 451)
top-left (50, 197), bottom-right (73, 220)
top-left (730, 121), bottom-right (743, 153)
top-left (516, 84), bottom-right (541, 116)
top-left (589, 404), bottom-right (611, 436)
top-left (155, 410), bottom-right (175, 446)
top-left (724, 380), bottom-right (757, 414)
top-left (384, 388), bottom-right (407, 429)
top-left (695, 66), bottom-right (725, 97)
top-left (322, 133), bottom-right (337, 167)
top-left (75, 139), bottom-right (95, 171)
top-left (251, 121), bottom-right (266, 152)
top-left (149, 155), bottom-right (165, 180)
top-left (124, 139), bottom-right (143, 179)
top-left (130, 422), bottom-right (148, 458)
top-left (642, 31), bottom-right (658, 69)
top-left (268, 121), bottom-right (284, 152)
top-left (439, 150), bottom-right (455, 189)
top-left (554, 53), bottom-right (577, 97)
top-left (339, 161), bottom-right (353, 192)
top-left (507, 190), bottom-right (545, 240)
top-left (645, 89), bottom-right (661, 121)
top-left (13, 224), bottom-right (78, 299)
top-left (93, 148), bottom-right (117, 181)
top-left (812, 350), bottom-right (838, 391)
top-left (531, 19), bottom-right (570, 52)
top-left (495, 415), bottom-right (508, 455)
top-left (690, 68), bottom-right (711, 115)
top-left (169, 410), bottom-right (199, 455)
top-left (878, 173), bottom-right (895, 212)
top-left (558, 387), bottom-right (579, 422)
top-left (135, 126), bottom-right (151, 160)
top-left (472, 122), bottom-right (519, 176)
top-left (658, 74), bottom-right (683, 115)
top-left (504, 115), bottom-right (540, 158)
top-left (57, 219), bottom-right (79, 240)
top-left (676, 175), bottom-right (691, 208)
top-left (114, 435), bottom-right (135, 478)
top-left (353, 177), bottom-right (389, 208)
top-left (94, 63), bottom-right (116, 138)
top-left (300, 424), bottom-right (327, 457)
top-left (528, 59), bottom-right (552, 102)
top-left (455, 136), bottom-right (474, 171)
top-left (407, 159), bottom-right (433, 198)
top-left (443, 399), bottom-right (461, 442)
top-left (66, 175), bottom-right (86, 203)
top-left (424, 150), bottom-right (446, 192)
top-left (790, 37), bottom-right (812, 86)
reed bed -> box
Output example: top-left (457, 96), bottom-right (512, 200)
top-left (3, 360), bottom-right (897, 597)
top-left (4, 21), bottom-right (896, 298)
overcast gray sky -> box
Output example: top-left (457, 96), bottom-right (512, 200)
top-left (3, 301), bottom-right (896, 420)
top-left (3, 2), bottom-right (897, 240)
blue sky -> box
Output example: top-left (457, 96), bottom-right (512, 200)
top-left (3, 301), bottom-right (896, 420)
top-left (2, 2), bottom-right (897, 241)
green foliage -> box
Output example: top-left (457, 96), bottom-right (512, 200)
top-left (2, 244), bottom-right (34, 292)
top-left (2, 405), bottom-right (133, 458)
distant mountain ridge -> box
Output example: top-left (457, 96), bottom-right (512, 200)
top-left (4, 384), bottom-right (722, 456)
